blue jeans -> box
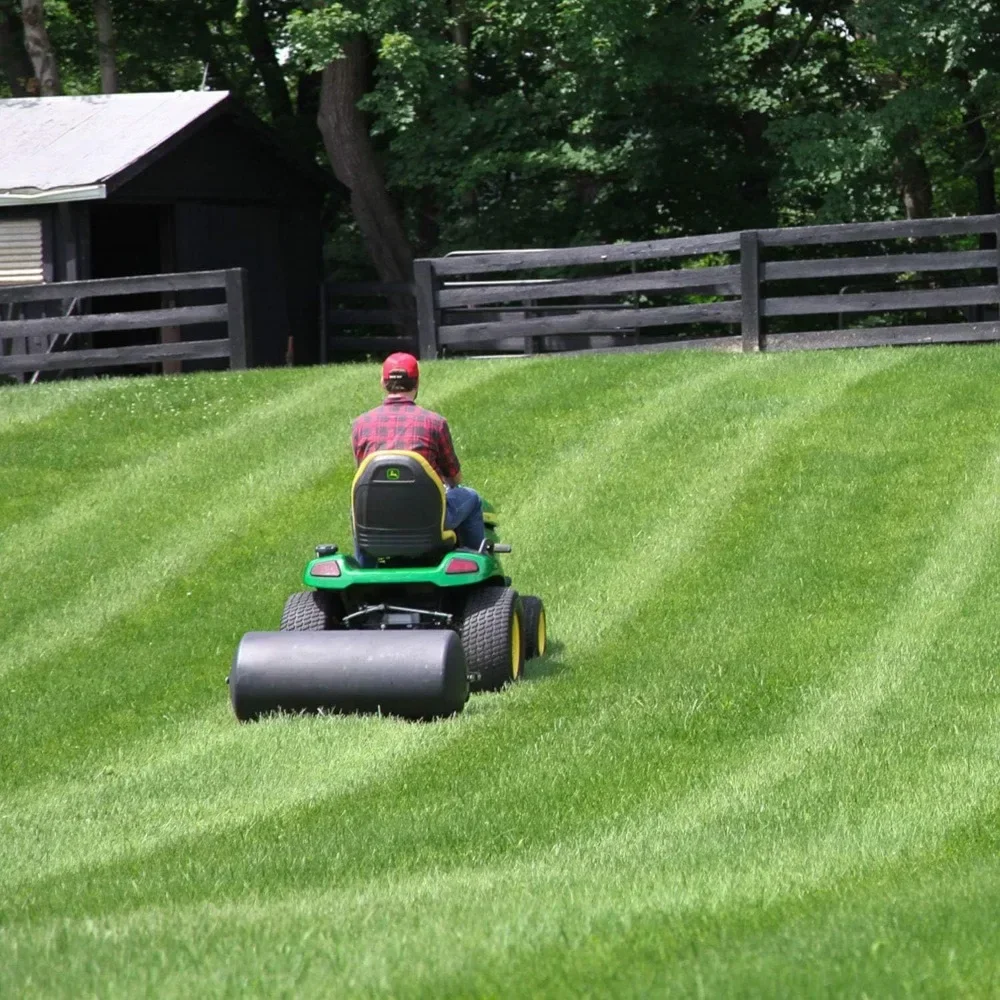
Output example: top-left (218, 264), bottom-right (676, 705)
top-left (445, 485), bottom-right (486, 551)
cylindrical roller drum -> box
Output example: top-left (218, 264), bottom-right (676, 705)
top-left (230, 629), bottom-right (468, 722)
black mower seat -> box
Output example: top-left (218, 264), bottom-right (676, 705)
top-left (352, 450), bottom-right (457, 561)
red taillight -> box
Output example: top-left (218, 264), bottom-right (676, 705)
top-left (446, 557), bottom-right (480, 575)
top-left (311, 560), bottom-right (341, 577)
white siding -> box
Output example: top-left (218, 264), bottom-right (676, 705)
top-left (0, 218), bottom-right (44, 285)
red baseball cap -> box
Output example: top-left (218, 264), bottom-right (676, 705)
top-left (382, 352), bottom-right (419, 385)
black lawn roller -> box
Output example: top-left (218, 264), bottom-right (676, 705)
top-left (229, 629), bottom-right (468, 722)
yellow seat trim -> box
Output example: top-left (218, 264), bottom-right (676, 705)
top-left (352, 450), bottom-right (457, 548)
top-left (511, 609), bottom-right (521, 680)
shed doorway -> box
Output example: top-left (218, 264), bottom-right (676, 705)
top-left (89, 203), bottom-right (177, 372)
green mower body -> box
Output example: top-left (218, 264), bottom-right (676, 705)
top-left (304, 511), bottom-right (504, 592)
top-left (306, 550), bottom-right (499, 589)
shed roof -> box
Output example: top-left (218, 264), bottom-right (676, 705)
top-left (0, 91), bottom-right (232, 205)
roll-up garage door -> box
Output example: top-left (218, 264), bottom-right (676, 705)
top-left (0, 218), bottom-right (44, 285)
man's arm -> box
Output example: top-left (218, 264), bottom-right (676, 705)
top-left (350, 418), bottom-right (364, 466)
top-left (437, 418), bottom-right (462, 487)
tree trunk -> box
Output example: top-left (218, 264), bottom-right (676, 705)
top-left (20, 0), bottom-right (60, 95)
top-left (896, 153), bottom-right (933, 219)
top-left (93, 0), bottom-right (116, 93)
top-left (893, 127), bottom-right (933, 219)
top-left (737, 110), bottom-right (774, 228)
top-left (964, 115), bottom-right (995, 217)
top-left (296, 69), bottom-right (321, 122)
top-left (449, 0), bottom-right (476, 222)
top-left (950, 70), bottom-right (997, 225)
top-left (0, 8), bottom-right (34, 95)
top-left (451, 0), bottom-right (472, 95)
top-left (317, 36), bottom-right (413, 285)
top-left (960, 94), bottom-right (997, 251)
top-left (242, 0), bottom-right (293, 124)
top-left (188, 20), bottom-right (233, 93)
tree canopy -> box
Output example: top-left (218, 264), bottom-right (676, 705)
top-left (1, 0), bottom-right (997, 279)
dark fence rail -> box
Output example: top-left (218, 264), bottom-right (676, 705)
top-left (741, 217), bottom-right (999, 353)
top-left (320, 280), bottom-right (416, 361)
top-left (0, 268), bottom-right (250, 379)
top-left (400, 214), bottom-right (1000, 359)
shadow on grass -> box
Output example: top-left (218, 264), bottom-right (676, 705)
top-left (525, 639), bottom-right (566, 681)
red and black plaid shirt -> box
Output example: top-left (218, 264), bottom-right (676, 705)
top-left (351, 396), bottom-right (461, 481)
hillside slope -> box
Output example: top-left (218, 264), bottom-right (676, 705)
top-left (2, 349), bottom-right (999, 997)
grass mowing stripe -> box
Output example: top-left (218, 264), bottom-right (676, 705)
top-left (412, 805), bottom-right (1000, 997)
top-left (513, 350), bottom-right (907, 651)
top-left (493, 347), bottom-right (1000, 870)
top-left (6, 853), bottom-right (998, 998)
top-left (0, 369), bottom-right (342, 593)
top-left (0, 360), bottom-right (717, 878)
top-left (0, 712), bottom-right (469, 894)
top-left (314, 348), bottom-right (927, 862)
top-left (2, 349), bottom-right (1000, 997)
top-left (0, 373), bottom-right (351, 676)
top-left (642, 419), bottom-right (1000, 840)
top-left (0, 378), bottom-right (120, 432)
top-left (0, 360), bottom-right (514, 792)
top-left (0, 360), bottom-right (566, 873)
top-left (0, 352), bottom-right (902, 913)
top-left (0, 371), bottom-right (333, 533)
top-left (7, 718), bottom-right (994, 999)
top-left (0, 361), bottom-right (510, 675)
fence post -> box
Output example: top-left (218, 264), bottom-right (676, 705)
top-left (413, 259), bottom-right (440, 360)
top-left (225, 267), bottom-right (251, 369)
top-left (319, 281), bottom-right (328, 365)
top-left (523, 299), bottom-right (537, 355)
top-left (994, 216), bottom-right (1000, 324)
top-left (740, 230), bottom-right (762, 353)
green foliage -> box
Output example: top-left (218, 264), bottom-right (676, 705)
top-left (284, 2), bottom-right (364, 71)
top-left (1, 0), bottom-right (998, 265)
top-left (768, 0), bottom-right (1000, 221)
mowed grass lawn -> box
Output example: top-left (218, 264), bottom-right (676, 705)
top-left (1, 347), bottom-right (999, 998)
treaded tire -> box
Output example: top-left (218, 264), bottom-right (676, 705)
top-left (521, 595), bottom-right (547, 660)
top-left (460, 586), bottom-right (524, 693)
top-left (280, 591), bottom-right (330, 631)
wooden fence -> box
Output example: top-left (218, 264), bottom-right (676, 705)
top-left (0, 268), bottom-right (250, 379)
top-left (320, 281), bottom-right (416, 362)
top-left (391, 214), bottom-right (1000, 359)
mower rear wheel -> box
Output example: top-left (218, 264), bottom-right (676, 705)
top-left (460, 586), bottom-right (524, 692)
top-left (280, 591), bottom-right (331, 631)
top-left (521, 596), bottom-right (547, 659)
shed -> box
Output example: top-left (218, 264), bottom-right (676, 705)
top-left (0, 91), bottom-right (330, 368)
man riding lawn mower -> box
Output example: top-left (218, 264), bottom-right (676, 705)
top-left (229, 355), bottom-right (547, 721)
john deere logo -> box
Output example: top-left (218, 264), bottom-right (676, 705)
top-left (386, 468), bottom-right (400, 480)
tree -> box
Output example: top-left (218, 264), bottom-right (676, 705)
top-left (317, 35), bottom-right (413, 284)
top-left (0, 1), bottom-right (34, 94)
top-left (2, 0), bottom-right (997, 280)
top-left (20, 0), bottom-right (60, 94)
top-left (92, 0), bottom-right (114, 92)
top-left (769, 0), bottom-right (1000, 223)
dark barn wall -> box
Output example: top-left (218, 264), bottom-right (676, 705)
top-left (110, 116), bottom-right (325, 367)
top-left (278, 205), bottom-right (323, 365)
top-left (113, 119), bottom-right (302, 205)
top-left (173, 201), bottom-right (288, 366)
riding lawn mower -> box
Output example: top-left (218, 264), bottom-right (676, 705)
top-left (229, 450), bottom-right (547, 721)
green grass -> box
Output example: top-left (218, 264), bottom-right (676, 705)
top-left (1, 347), bottom-right (999, 998)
